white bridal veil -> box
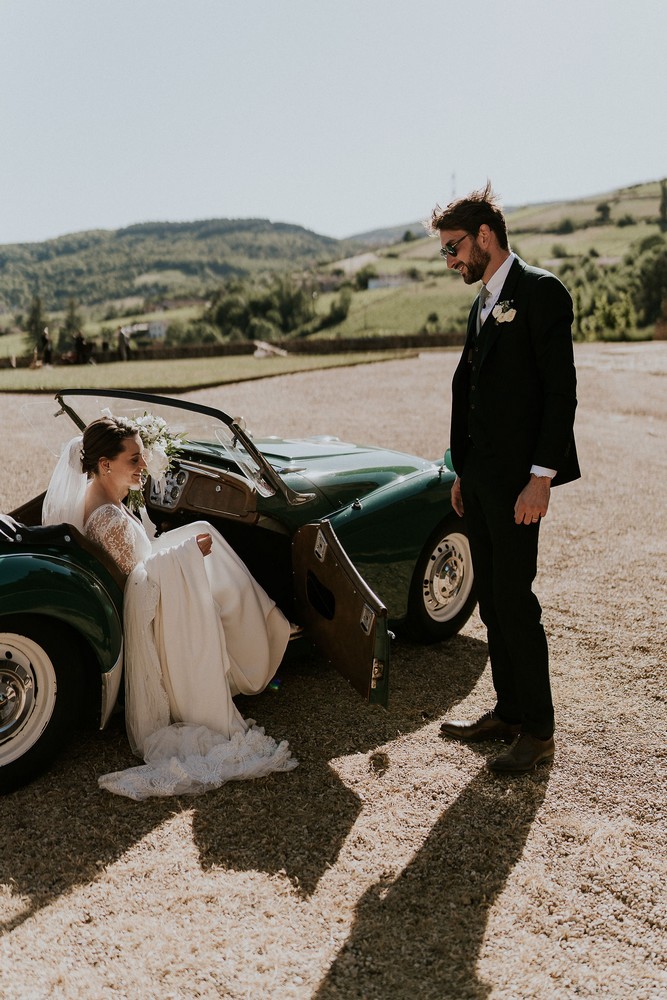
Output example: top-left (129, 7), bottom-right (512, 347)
top-left (42, 435), bottom-right (87, 531)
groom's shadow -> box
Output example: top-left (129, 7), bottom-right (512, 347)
top-left (190, 632), bottom-right (487, 895)
top-left (314, 764), bottom-right (551, 1000)
top-left (0, 632), bottom-right (487, 930)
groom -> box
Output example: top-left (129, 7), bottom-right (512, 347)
top-left (431, 182), bottom-right (579, 773)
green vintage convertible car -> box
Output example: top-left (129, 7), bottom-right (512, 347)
top-left (0, 389), bottom-right (475, 792)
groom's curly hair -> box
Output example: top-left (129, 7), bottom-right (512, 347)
top-left (428, 180), bottom-right (509, 250)
top-left (81, 415), bottom-right (136, 475)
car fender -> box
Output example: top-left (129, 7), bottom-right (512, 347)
top-left (0, 552), bottom-right (123, 673)
top-left (328, 466), bottom-right (457, 621)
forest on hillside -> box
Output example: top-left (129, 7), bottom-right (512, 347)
top-left (0, 218), bottom-right (352, 312)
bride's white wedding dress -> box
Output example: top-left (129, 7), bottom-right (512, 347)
top-left (84, 504), bottom-right (295, 800)
top-left (42, 439), bottom-right (296, 800)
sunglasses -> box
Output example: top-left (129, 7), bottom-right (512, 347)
top-left (439, 233), bottom-right (473, 258)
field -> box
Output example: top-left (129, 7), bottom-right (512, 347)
top-left (1, 342), bottom-right (665, 999)
top-left (0, 350), bottom-right (414, 393)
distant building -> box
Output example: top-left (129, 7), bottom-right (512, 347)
top-left (121, 321), bottom-right (167, 342)
top-left (367, 275), bottom-right (413, 290)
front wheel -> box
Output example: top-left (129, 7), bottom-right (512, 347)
top-left (0, 617), bottom-right (84, 794)
top-left (404, 516), bottom-right (476, 643)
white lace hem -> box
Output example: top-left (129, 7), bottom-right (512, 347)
top-left (97, 721), bottom-right (298, 800)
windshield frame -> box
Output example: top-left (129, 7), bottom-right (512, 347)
top-left (53, 389), bottom-right (315, 506)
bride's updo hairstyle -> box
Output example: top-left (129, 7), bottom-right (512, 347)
top-left (81, 416), bottom-right (137, 476)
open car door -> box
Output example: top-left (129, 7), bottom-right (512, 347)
top-left (292, 520), bottom-right (390, 707)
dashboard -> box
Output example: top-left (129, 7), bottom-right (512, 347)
top-left (148, 460), bottom-right (259, 523)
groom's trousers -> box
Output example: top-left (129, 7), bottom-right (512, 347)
top-left (460, 446), bottom-right (554, 740)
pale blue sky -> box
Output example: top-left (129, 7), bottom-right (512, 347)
top-left (0, 0), bottom-right (664, 244)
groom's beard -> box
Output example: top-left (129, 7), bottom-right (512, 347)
top-left (460, 240), bottom-right (491, 284)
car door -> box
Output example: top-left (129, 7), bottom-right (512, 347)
top-left (291, 520), bottom-right (390, 707)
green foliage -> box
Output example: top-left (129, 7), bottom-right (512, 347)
top-left (632, 240), bottom-right (667, 324)
top-left (0, 219), bottom-right (347, 312)
top-left (23, 295), bottom-right (49, 349)
top-left (596, 202), bottom-right (611, 224)
top-left (555, 218), bottom-right (575, 235)
top-left (659, 179), bottom-right (667, 232)
top-left (580, 291), bottom-right (637, 341)
top-left (320, 287), bottom-right (353, 329)
top-left (58, 297), bottom-right (84, 352)
top-left (247, 317), bottom-right (280, 341)
top-left (354, 265), bottom-right (377, 291)
top-left (271, 274), bottom-right (316, 332)
top-left (566, 233), bottom-right (667, 337)
top-left (422, 311), bottom-right (440, 333)
top-left (635, 233), bottom-right (665, 255)
top-left (205, 274), bottom-right (316, 341)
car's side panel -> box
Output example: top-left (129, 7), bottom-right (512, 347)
top-left (328, 469), bottom-right (457, 622)
top-left (0, 551), bottom-right (123, 674)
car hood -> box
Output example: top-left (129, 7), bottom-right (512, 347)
top-left (254, 435), bottom-right (437, 507)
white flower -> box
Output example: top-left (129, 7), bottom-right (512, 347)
top-left (492, 301), bottom-right (517, 324)
top-left (144, 442), bottom-right (169, 482)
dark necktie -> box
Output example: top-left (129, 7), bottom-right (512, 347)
top-left (476, 284), bottom-right (489, 335)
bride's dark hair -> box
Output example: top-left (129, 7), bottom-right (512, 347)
top-left (81, 416), bottom-right (136, 475)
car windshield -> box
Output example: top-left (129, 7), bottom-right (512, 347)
top-left (52, 390), bottom-right (280, 498)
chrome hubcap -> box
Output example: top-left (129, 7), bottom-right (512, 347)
top-left (0, 635), bottom-right (57, 764)
top-left (422, 532), bottom-right (473, 622)
top-left (0, 658), bottom-right (35, 742)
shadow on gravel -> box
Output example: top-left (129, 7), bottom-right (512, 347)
top-left (191, 633), bottom-right (488, 895)
top-left (0, 632), bottom-right (487, 928)
top-left (314, 765), bottom-right (551, 1000)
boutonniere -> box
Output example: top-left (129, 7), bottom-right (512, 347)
top-left (492, 300), bottom-right (517, 324)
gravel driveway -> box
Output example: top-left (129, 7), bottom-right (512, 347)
top-left (0, 341), bottom-right (665, 999)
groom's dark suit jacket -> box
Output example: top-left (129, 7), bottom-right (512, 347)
top-left (450, 255), bottom-right (580, 489)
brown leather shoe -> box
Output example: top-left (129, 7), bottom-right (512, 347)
top-left (440, 710), bottom-right (521, 744)
top-left (488, 733), bottom-right (555, 773)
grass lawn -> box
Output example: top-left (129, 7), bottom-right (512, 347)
top-left (0, 349), bottom-right (417, 393)
top-left (315, 272), bottom-right (474, 338)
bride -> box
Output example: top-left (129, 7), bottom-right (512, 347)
top-left (42, 414), bottom-right (296, 800)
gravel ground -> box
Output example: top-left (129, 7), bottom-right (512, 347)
top-left (0, 341), bottom-right (665, 999)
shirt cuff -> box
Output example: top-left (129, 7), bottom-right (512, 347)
top-left (530, 464), bottom-right (556, 479)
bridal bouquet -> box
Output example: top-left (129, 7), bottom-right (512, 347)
top-left (123, 411), bottom-right (186, 511)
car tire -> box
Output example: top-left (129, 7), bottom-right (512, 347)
top-left (0, 616), bottom-right (84, 794)
top-left (404, 516), bottom-right (476, 643)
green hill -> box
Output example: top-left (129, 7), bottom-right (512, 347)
top-left (315, 179), bottom-right (666, 342)
top-left (0, 178), bottom-right (664, 351)
top-left (0, 218), bottom-right (357, 312)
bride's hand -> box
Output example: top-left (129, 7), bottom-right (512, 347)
top-left (196, 532), bottom-right (212, 557)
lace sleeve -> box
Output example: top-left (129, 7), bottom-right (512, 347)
top-left (85, 505), bottom-right (139, 576)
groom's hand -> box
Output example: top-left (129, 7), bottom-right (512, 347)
top-left (514, 475), bottom-right (550, 525)
top-left (451, 476), bottom-right (464, 517)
